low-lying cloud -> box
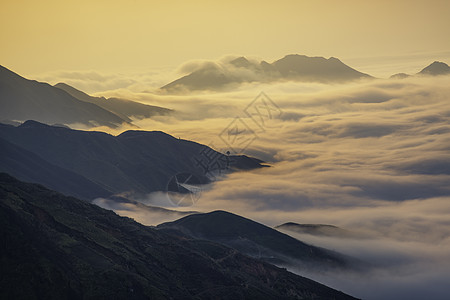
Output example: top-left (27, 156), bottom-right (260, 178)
top-left (65, 72), bottom-right (450, 299)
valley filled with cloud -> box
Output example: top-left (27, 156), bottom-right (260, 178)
top-left (65, 64), bottom-right (450, 299)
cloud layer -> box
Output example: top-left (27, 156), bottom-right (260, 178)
top-left (71, 73), bottom-right (450, 299)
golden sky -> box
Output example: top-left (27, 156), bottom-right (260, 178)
top-left (1, 0), bottom-right (450, 77)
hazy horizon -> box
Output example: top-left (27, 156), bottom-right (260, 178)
top-left (2, 0), bottom-right (450, 80)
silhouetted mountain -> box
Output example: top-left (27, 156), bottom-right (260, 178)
top-left (157, 211), bottom-right (362, 271)
top-left (229, 56), bottom-right (254, 68)
top-left (388, 61), bottom-right (450, 79)
top-left (0, 173), bottom-right (358, 300)
top-left (390, 73), bottom-right (411, 79)
top-left (0, 121), bottom-right (264, 200)
top-left (162, 64), bottom-right (238, 92)
top-left (161, 54), bottom-right (372, 92)
top-left (0, 133), bottom-right (109, 201)
top-left (0, 65), bottom-right (127, 128)
top-left (276, 222), bottom-right (361, 239)
top-left (271, 55), bottom-right (371, 83)
top-left (54, 82), bottom-right (172, 121)
top-left (418, 61), bottom-right (450, 76)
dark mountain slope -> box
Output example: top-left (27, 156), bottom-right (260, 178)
top-left (0, 65), bottom-right (126, 128)
top-left (0, 173), bottom-right (358, 300)
top-left (0, 121), bottom-right (264, 198)
top-left (157, 211), bottom-right (360, 271)
top-left (0, 135), bottom-right (110, 200)
top-left (54, 82), bottom-right (172, 121)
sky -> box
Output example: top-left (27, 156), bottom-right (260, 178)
top-left (1, 0), bottom-right (450, 80)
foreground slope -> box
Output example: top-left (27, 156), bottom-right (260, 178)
top-left (0, 173), bottom-right (358, 300)
top-left (0, 121), bottom-right (264, 199)
top-left (157, 211), bottom-right (361, 271)
top-left (0, 65), bottom-right (126, 128)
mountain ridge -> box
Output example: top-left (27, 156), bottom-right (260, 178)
top-left (54, 82), bottom-right (172, 121)
top-left (0, 120), bottom-right (264, 200)
top-left (157, 210), bottom-right (363, 271)
top-left (390, 61), bottom-right (450, 78)
top-left (161, 54), bottom-right (373, 92)
top-left (0, 173), bottom-right (359, 299)
top-left (0, 65), bottom-right (127, 128)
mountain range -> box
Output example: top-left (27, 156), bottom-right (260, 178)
top-left (157, 211), bottom-right (363, 271)
top-left (161, 54), bottom-right (372, 92)
top-left (0, 173), bottom-right (358, 299)
top-left (0, 65), bottom-right (170, 128)
top-left (54, 82), bottom-right (171, 122)
top-left (0, 120), bottom-right (264, 201)
top-left (162, 55), bottom-right (450, 92)
top-left (390, 61), bottom-right (450, 79)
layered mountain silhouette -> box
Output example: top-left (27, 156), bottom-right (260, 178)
top-left (0, 65), bottom-right (126, 127)
top-left (0, 173), bottom-right (358, 299)
top-left (0, 121), bottom-right (264, 200)
top-left (157, 211), bottom-right (363, 271)
top-left (54, 82), bottom-right (171, 122)
top-left (161, 54), bottom-right (372, 92)
top-left (0, 66), bottom-right (171, 128)
top-left (390, 61), bottom-right (450, 78)
top-left (0, 136), bottom-right (111, 200)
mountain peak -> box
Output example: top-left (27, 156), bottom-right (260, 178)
top-left (19, 120), bottom-right (52, 128)
top-left (328, 56), bottom-right (342, 63)
top-left (419, 61), bottom-right (450, 76)
top-left (229, 56), bottom-right (252, 68)
top-left (161, 54), bottom-right (373, 92)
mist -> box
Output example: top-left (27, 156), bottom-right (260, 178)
top-left (60, 68), bottom-right (450, 299)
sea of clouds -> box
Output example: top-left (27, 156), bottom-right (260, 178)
top-left (59, 64), bottom-right (450, 300)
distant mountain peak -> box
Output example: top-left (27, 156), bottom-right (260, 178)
top-left (161, 54), bottom-right (373, 92)
top-left (390, 73), bottom-right (410, 79)
top-left (419, 61), bottom-right (450, 76)
top-left (229, 56), bottom-right (252, 68)
top-left (19, 120), bottom-right (52, 128)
